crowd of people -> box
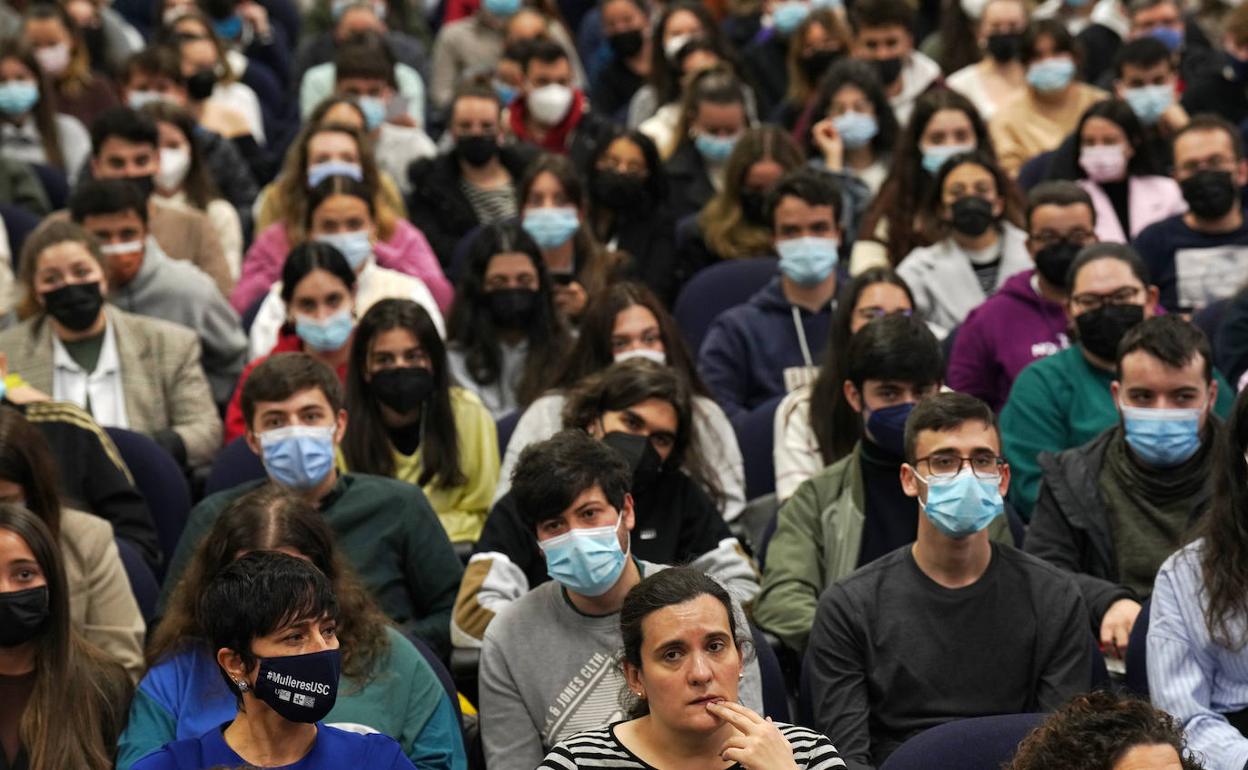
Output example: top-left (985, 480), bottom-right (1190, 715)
top-left (2, 0), bottom-right (1248, 766)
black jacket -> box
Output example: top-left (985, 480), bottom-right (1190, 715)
top-left (605, 205), bottom-right (679, 305)
top-left (664, 140), bottom-right (717, 224)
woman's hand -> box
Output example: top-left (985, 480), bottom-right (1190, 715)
top-left (707, 701), bottom-right (800, 770)
top-left (553, 280), bottom-right (588, 319)
top-left (811, 117), bottom-right (844, 172)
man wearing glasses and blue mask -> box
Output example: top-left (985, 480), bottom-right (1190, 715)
top-left (1027, 315), bottom-right (1221, 671)
top-left (806, 392), bottom-right (1092, 769)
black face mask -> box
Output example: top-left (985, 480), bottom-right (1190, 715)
top-left (251, 648), bottom-right (341, 723)
top-left (986, 32), bottom-right (1022, 62)
top-left (1033, 240), bottom-right (1081, 288)
top-left (187, 68), bottom-right (217, 101)
top-left (1180, 169), bottom-right (1238, 221)
top-left (740, 189), bottom-right (768, 226)
top-left (872, 56), bottom-right (903, 86)
top-left (371, 366), bottom-right (434, 414)
top-left (949, 196), bottom-right (997, 236)
top-left (608, 29), bottom-right (645, 58)
top-left (591, 169), bottom-right (650, 212)
top-left (602, 430), bottom-right (663, 492)
top-left (126, 174), bottom-right (154, 200)
top-left (800, 50), bottom-right (842, 83)
top-left (457, 134), bottom-right (499, 167)
top-left (1075, 303), bottom-right (1145, 361)
top-left (42, 282), bottom-right (104, 332)
top-left (0, 586), bottom-right (49, 647)
top-left (487, 287), bottom-right (539, 329)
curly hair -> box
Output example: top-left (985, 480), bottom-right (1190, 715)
top-left (1008, 692), bottom-right (1205, 770)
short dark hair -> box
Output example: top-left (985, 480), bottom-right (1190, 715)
top-left (510, 429), bottom-right (631, 533)
top-left (1113, 36), bottom-right (1172, 78)
top-left (123, 45), bottom-right (184, 86)
top-left (89, 106), bottom-right (158, 157)
top-left (1175, 114), bottom-right (1244, 162)
top-left (1022, 19), bottom-right (1080, 66)
top-left (199, 551), bottom-right (339, 703)
top-left (845, 313), bottom-right (942, 390)
top-left (334, 33), bottom-right (397, 86)
top-left (69, 178), bottom-right (148, 226)
top-left (520, 37), bottom-right (569, 72)
top-left (1116, 315), bottom-right (1213, 382)
top-left (279, 242), bottom-right (356, 307)
top-left (1026, 181), bottom-right (1096, 231)
top-left (904, 392), bottom-right (998, 464)
top-left (1066, 242), bottom-right (1150, 292)
top-left (240, 353), bottom-right (345, 431)
top-left (451, 81), bottom-right (502, 114)
top-left (766, 168), bottom-right (843, 227)
top-left (850, 0), bottom-right (914, 33)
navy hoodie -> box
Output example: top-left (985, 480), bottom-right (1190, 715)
top-left (697, 277), bottom-right (832, 421)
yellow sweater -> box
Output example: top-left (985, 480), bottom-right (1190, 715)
top-left (988, 83), bottom-right (1107, 177)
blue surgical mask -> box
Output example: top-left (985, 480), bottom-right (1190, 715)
top-left (358, 96), bottom-right (386, 131)
top-left (316, 230), bottom-right (373, 270)
top-left (772, 1), bottom-right (810, 35)
top-left (522, 206), bottom-right (580, 249)
top-left (492, 79), bottom-right (517, 106)
top-left (0, 81), bottom-right (39, 116)
top-left (1149, 26), bottom-right (1183, 52)
top-left (295, 308), bottom-right (354, 352)
top-left (915, 468), bottom-right (1003, 538)
top-left (538, 514), bottom-right (629, 596)
top-left (1123, 84), bottom-right (1173, 126)
top-left (1026, 58), bottom-right (1076, 92)
top-left (921, 143), bottom-right (975, 175)
top-left (259, 425), bottom-right (337, 490)
top-left (483, 0), bottom-right (521, 17)
top-left (1121, 403), bottom-right (1203, 467)
top-left (865, 402), bottom-right (913, 457)
top-left (776, 236), bottom-right (839, 285)
top-left (307, 161), bottom-right (363, 189)
top-left (832, 111), bottom-right (879, 150)
top-left (212, 14), bottom-right (243, 40)
top-left (694, 132), bottom-right (739, 163)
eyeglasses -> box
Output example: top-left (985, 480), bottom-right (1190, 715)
top-left (914, 452), bottom-right (1005, 480)
top-left (1070, 286), bottom-right (1142, 312)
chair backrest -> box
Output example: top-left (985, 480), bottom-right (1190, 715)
top-left (204, 436), bottom-right (268, 497)
top-left (1016, 151), bottom-right (1055, 193)
top-left (241, 295), bottom-right (268, 336)
top-left (879, 713), bottom-right (1047, 770)
top-left (115, 536), bottom-right (159, 623)
top-left (495, 410), bottom-right (521, 459)
top-left (673, 258), bottom-right (778, 356)
top-left (734, 395), bottom-right (782, 500)
top-left (1125, 597), bottom-right (1152, 698)
top-left (406, 634), bottom-right (465, 733)
top-left (28, 162), bottom-right (68, 211)
top-left (104, 428), bottom-right (192, 574)
top-left (0, 203), bottom-right (39, 267)
top-left (749, 624), bottom-right (791, 723)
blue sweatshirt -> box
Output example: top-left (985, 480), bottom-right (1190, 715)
top-left (132, 722), bottom-right (416, 770)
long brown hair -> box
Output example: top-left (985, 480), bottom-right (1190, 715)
top-left (1196, 387), bottom-right (1248, 649)
top-left (783, 9), bottom-right (850, 106)
top-left (16, 220), bottom-right (105, 320)
top-left (139, 100), bottom-right (223, 208)
top-left (0, 39), bottom-right (65, 169)
top-left (148, 484), bottom-right (392, 687)
top-left (0, 505), bottom-right (131, 770)
top-left (21, 3), bottom-right (94, 96)
top-left (0, 406), bottom-right (63, 536)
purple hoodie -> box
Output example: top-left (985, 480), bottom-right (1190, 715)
top-left (946, 269), bottom-right (1069, 412)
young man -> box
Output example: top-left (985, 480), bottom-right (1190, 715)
top-left (1027, 315), bottom-right (1220, 663)
top-left (161, 353), bottom-right (463, 656)
top-left (506, 38), bottom-right (608, 165)
top-left (86, 107), bottom-right (233, 295)
top-left (946, 181), bottom-right (1094, 411)
top-left (1132, 115), bottom-right (1248, 313)
top-left (699, 169), bottom-right (841, 423)
top-left (452, 360), bottom-right (758, 648)
top-left (756, 315), bottom-right (1019, 653)
top-left (848, 0), bottom-right (941, 126)
top-left (807, 392), bottom-right (1093, 768)
top-left (1112, 37), bottom-right (1189, 146)
top-left (69, 178), bottom-right (247, 408)
top-left (1000, 243), bottom-right (1235, 519)
top-left (478, 428), bottom-right (763, 770)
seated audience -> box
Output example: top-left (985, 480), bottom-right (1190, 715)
top-left (445, 222), bottom-right (572, 418)
top-left (540, 568), bottom-right (845, 770)
top-left (118, 485), bottom-right (464, 770)
top-left (0, 504), bottom-right (132, 770)
top-left (505, 38), bottom-right (610, 165)
top-left (946, 0), bottom-right (1028, 120)
top-left (807, 392), bottom-right (1093, 766)
top-left (663, 68), bottom-right (750, 223)
top-left (638, 38), bottom-right (747, 161)
top-left (847, 0), bottom-right (941, 126)
top-left (806, 59), bottom-right (899, 198)
top-left (946, 181), bottom-right (1093, 411)
top-left (895, 149), bottom-right (1029, 337)
top-left (342, 299), bottom-right (499, 544)
top-left (626, 1), bottom-right (724, 129)
top-left (132, 551), bottom-right (418, 769)
top-left (21, 2), bottom-right (120, 127)
top-left (0, 39), bottom-right (90, 183)
top-left (478, 429), bottom-right (764, 768)
top-left (0, 221), bottom-right (222, 470)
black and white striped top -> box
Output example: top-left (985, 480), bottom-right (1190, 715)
top-left (539, 722), bottom-right (847, 770)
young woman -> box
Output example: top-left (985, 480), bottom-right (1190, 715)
top-left (773, 269), bottom-right (915, 500)
top-left (140, 100), bottom-right (244, 280)
top-left (636, 37), bottom-right (740, 161)
top-left (0, 221), bottom-right (221, 470)
top-left (0, 504), bottom-right (133, 770)
top-left (539, 568), bottom-right (842, 769)
top-left (21, 2), bottom-right (119, 127)
top-left (896, 149), bottom-right (1029, 336)
top-left (131, 550), bottom-right (419, 769)
top-left (117, 485), bottom-right (463, 770)
top-left (625, 1), bottom-right (720, 128)
top-left (664, 67), bottom-right (751, 222)
top-left (342, 299), bottom-right (500, 544)
top-left (773, 9), bottom-right (851, 131)
top-left (498, 281), bottom-right (746, 521)
top-left (0, 406), bottom-right (144, 679)
top-left (225, 243), bottom-right (356, 443)
top-left (248, 175), bottom-right (443, 360)
top-left (945, 0), bottom-right (1028, 121)
top-left (0, 40), bottom-right (90, 184)
top-left (592, 0), bottom-right (653, 119)
top-left (446, 222), bottom-right (572, 419)
top-left (805, 59), bottom-right (898, 196)
top-left (234, 121), bottom-right (450, 316)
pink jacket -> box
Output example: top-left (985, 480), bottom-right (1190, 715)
top-left (1078, 175), bottom-right (1188, 244)
top-left (229, 219), bottom-right (454, 314)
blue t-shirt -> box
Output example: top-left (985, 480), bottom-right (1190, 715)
top-left (1132, 212), bottom-right (1248, 312)
top-left (131, 722), bottom-right (417, 770)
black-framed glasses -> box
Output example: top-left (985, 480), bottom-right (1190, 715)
top-left (914, 452), bottom-right (1005, 480)
top-left (1070, 286), bottom-right (1143, 312)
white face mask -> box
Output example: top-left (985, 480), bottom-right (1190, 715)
top-left (527, 83), bottom-right (574, 125)
top-left (614, 348), bottom-right (667, 366)
top-left (663, 32), bottom-right (694, 60)
top-left (156, 147), bottom-right (191, 192)
top-left (34, 43), bottom-right (71, 76)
